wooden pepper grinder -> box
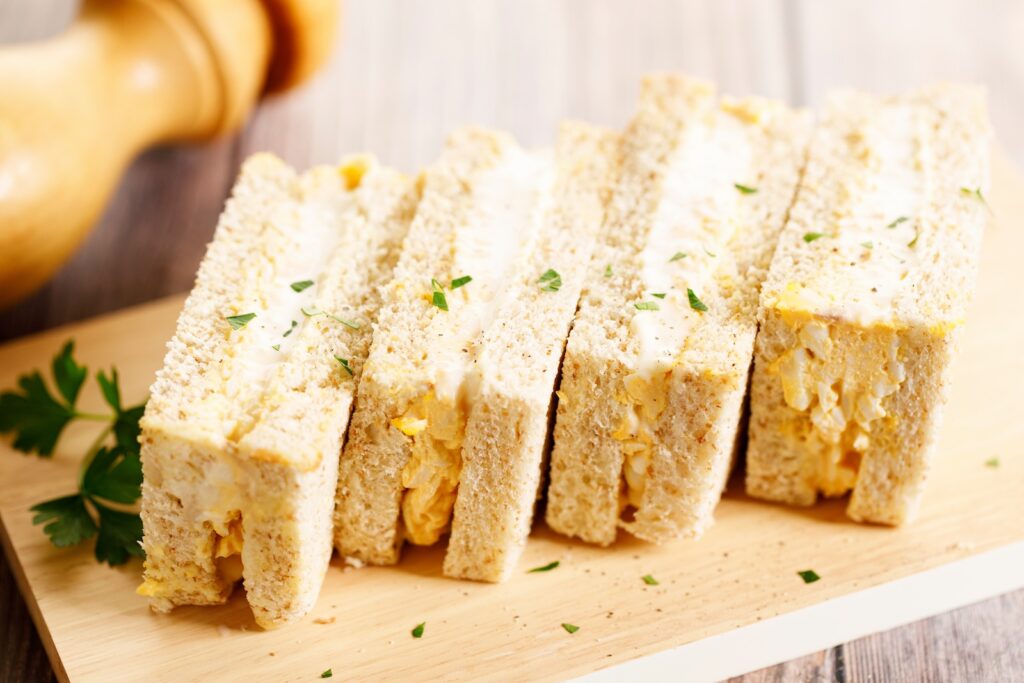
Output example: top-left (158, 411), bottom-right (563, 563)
top-left (0, 0), bottom-right (339, 308)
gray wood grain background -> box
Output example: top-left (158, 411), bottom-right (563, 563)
top-left (2, 1), bottom-right (1023, 681)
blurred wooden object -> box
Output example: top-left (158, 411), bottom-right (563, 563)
top-left (1, 1), bottom-right (1023, 681)
top-left (0, 0), bottom-right (338, 308)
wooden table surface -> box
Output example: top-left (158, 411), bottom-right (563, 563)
top-left (1, 1), bottom-right (1022, 681)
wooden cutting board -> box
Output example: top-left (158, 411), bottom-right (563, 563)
top-left (2, 153), bottom-right (1022, 683)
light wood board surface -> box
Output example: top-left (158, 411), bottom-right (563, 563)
top-left (0, 153), bottom-right (1021, 681)
top-left (3, 1), bottom-right (1024, 681)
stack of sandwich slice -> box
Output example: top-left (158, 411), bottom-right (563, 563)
top-left (138, 75), bottom-right (991, 627)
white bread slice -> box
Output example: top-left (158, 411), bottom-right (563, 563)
top-left (745, 84), bottom-right (991, 524)
top-left (138, 153), bottom-right (417, 627)
top-left (545, 74), bottom-right (812, 545)
top-left (335, 123), bottom-right (617, 580)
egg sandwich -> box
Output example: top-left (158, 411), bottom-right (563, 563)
top-left (137, 153), bottom-right (418, 627)
top-left (334, 123), bottom-right (618, 580)
top-left (545, 74), bottom-right (812, 545)
top-left (745, 84), bottom-right (991, 524)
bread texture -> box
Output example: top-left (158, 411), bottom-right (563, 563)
top-left (335, 123), bottom-right (617, 580)
top-left (545, 74), bottom-right (812, 545)
top-left (745, 84), bottom-right (992, 525)
top-left (138, 153), bottom-right (417, 627)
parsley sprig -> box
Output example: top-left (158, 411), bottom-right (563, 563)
top-left (0, 342), bottom-right (147, 565)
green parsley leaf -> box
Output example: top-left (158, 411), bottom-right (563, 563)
top-left (30, 495), bottom-right (97, 548)
top-left (328, 315), bottom-right (360, 329)
top-left (908, 231), bottom-right (920, 248)
top-left (10, 341), bottom-right (148, 565)
top-left (411, 622), bottom-right (425, 638)
top-left (320, 669), bottom-right (333, 679)
top-left (538, 269), bottom-right (562, 292)
top-left (283, 320), bottom-right (298, 337)
top-left (803, 232), bottom-right (825, 243)
top-left (527, 560), bottom-right (559, 573)
top-left (561, 623), bottom-right (580, 634)
top-left (687, 288), bottom-right (708, 313)
top-left (0, 342), bottom-right (86, 456)
top-left (92, 500), bottom-right (144, 565)
top-left (887, 216), bottom-right (909, 229)
top-left (798, 569), bottom-right (821, 584)
top-left (734, 183), bottom-right (758, 194)
top-left (431, 279), bottom-right (449, 311)
top-left (82, 446), bottom-right (142, 505)
top-left (112, 403), bottom-right (145, 456)
top-left (450, 275), bottom-right (473, 289)
top-left (334, 356), bottom-right (354, 377)
top-left (634, 301), bottom-right (660, 311)
top-left (861, 241), bottom-right (874, 249)
top-left (704, 246), bottom-right (717, 257)
top-left (302, 306), bottom-right (323, 317)
top-left (985, 457), bottom-right (1000, 468)
top-left (226, 313), bottom-right (256, 330)
top-left (290, 280), bottom-right (314, 293)
top-left (642, 574), bottom-right (659, 586)
top-left (961, 186), bottom-right (992, 212)
top-left (669, 252), bottom-right (687, 262)
top-left (432, 291), bottom-right (448, 311)
top-left (651, 292), bottom-right (667, 299)
top-left (272, 344), bottom-right (281, 352)
top-left (604, 264), bottom-right (613, 278)
top-left (52, 340), bottom-right (88, 406)
top-left (96, 368), bottom-right (121, 412)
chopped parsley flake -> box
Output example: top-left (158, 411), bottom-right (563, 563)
top-left (604, 264), bottom-right (613, 278)
top-left (450, 275), bottom-right (473, 289)
top-left (328, 315), bottom-right (360, 329)
top-left (528, 560), bottom-right (560, 573)
top-left (642, 574), bottom-right (659, 586)
top-left (538, 269), bottom-right (562, 292)
top-left (803, 232), bottom-right (825, 243)
top-left (687, 288), bottom-right (708, 312)
top-left (334, 356), bottom-right (353, 377)
top-left (634, 301), bottom-right (660, 311)
top-left (561, 623), bottom-right (580, 634)
top-left (985, 457), bottom-right (1000, 468)
top-left (411, 622), bottom-right (425, 638)
top-left (290, 280), bottom-right (314, 292)
top-left (271, 344), bottom-right (281, 352)
top-left (302, 306), bottom-right (323, 317)
top-left (283, 320), bottom-right (298, 337)
top-left (961, 186), bottom-right (991, 212)
top-left (861, 241), bottom-right (874, 249)
top-left (798, 569), bottom-right (821, 584)
top-left (703, 246), bottom-right (717, 257)
top-left (669, 252), bottom-right (687, 262)
top-left (226, 313), bottom-right (256, 330)
top-left (321, 669), bottom-right (333, 679)
top-left (908, 231), bottom-right (920, 248)
top-left (734, 183), bottom-right (758, 194)
top-left (887, 216), bottom-right (909, 229)
top-left (430, 279), bottom-right (448, 311)
top-left (651, 292), bottom-right (666, 299)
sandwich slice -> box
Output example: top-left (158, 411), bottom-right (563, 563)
top-left (745, 84), bottom-right (991, 524)
top-left (137, 153), bottom-right (418, 627)
top-left (335, 123), bottom-right (618, 580)
top-left (545, 74), bottom-right (812, 545)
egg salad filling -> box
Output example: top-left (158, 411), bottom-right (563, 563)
top-left (614, 104), bottom-right (753, 513)
top-left (771, 317), bottom-right (906, 495)
top-left (394, 147), bottom-right (554, 545)
top-left (394, 392), bottom-right (468, 544)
